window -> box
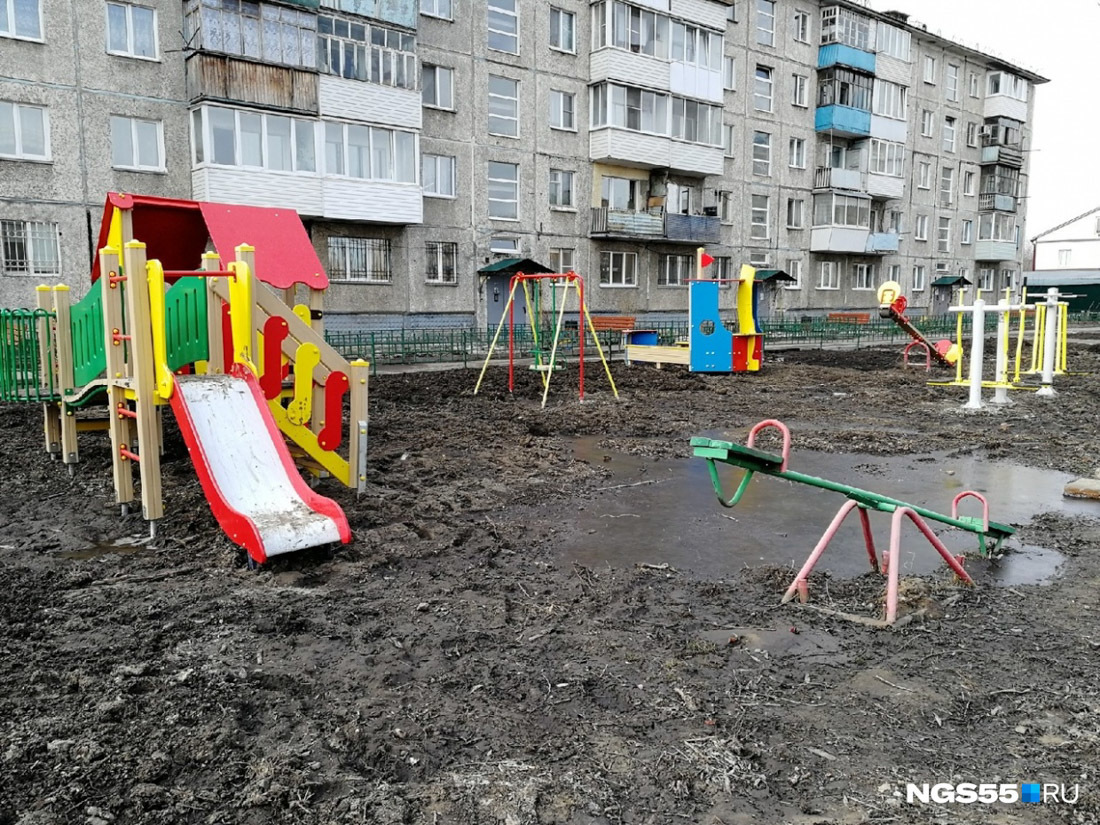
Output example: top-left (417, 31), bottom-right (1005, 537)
top-left (913, 265), bottom-right (926, 292)
top-left (940, 166), bottom-right (954, 206)
top-left (877, 23), bottom-right (910, 60)
top-left (921, 109), bottom-right (934, 137)
top-left (0, 101), bottom-right (49, 161)
top-left (812, 193), bottom-right (870, 228)
top-left (671, 97), bottom-right (722, 145)
top-left (549, 7), bottom-right (575, 52)
top-left (422, 65), bottom-right (454, 109)
top-left (923, 55), bottom-right (936, 84)
top-left (426, 241), bottom-right (457, 284)
top-left (667, 182), bottom-right (692, 214)
top-left (853, 263), bottom-right (874, 291)
top-left (488, 75), bottom-right (519, 136)
top-left (601, 176), bottom-right (638, 210)
top-left (917, 161), bottom-right (931, 189)
top-left (914, 214), bottom-right (928, 240)
top-left (549, 90), bottom-right (575, 130)
top-left (1, 0), bottom-right (41, 39)
top-left (969, 72), bottom-right (980, 98)
top-left (788, 137), bottom-right (806, 169)
top-left (752, 131), bottom-right (771, 176)
top-left (756, 0), bottom-right (775, 46)
top-left (987, 72), bottom-right (1028, 101)
top-left (754, 66), bottom-right (773, 112)
top-left (488, 161), bottom-right (519, 219)
top-left (490, 236), bottom-right (518, 254)
top-left (723, 123), bottom-right (735, 157)
top-left (750, 194), bottom-right (769, 239)
top-left (869, 139), bottom-right (904, 177)
top-left (719, 191), bottom-right (734, 223)
top-left (658, 254), bottom-right (693, 286)
top-left (316, 15), bottom-right (416, 88)
top-left (792, 74), bottom-right (808, 107)
top-left (106, 3), bottom-right (157, 59)
top-left (110, 115), bottom-right (163, 171)
top-left (817, 261), bottom-right (838, 290)
top-left (1001, 269), bottom-right (1017, 291)
top-left (549, 169), bottom-right (574, 208)
top-left (723, 56), bottom-right (736, 90)
top-left (488, 0), bottom-right (518, 53)
top-left (946, 64), bottom-right (959, 101)
top-left (888, 264), bottom-right (901, 284)
top-left (183, 1), bottom-right (317, 69)
top-left (0, 219), bottom-right (60, 276)
top-left (872, 79), bottom-right (907, 120)
top-left (819, 6), bottom-right (871, 50)
top-left (786, 197), bottom-right (804, 229)
top-left (785, 258), bottom-right (802, 289)
top-left (329, 237), bottom-right (391, 283)
top-left (978, 267), bottom-right (994, 291)
top-left (1058, 249), bottom-right (1072, 267)
top-left (888, 210), bottom-right (902, 233)
top-left (937, 217), bottom-right (951, 253)
top-left (793, 9), bottom-right (810, 43)
top-left (600, 251), bottom-right (637, 286)
top-left (421, 0), bottom-right (452, 20)
top-left (966, 122), bottom-right (978, 148)
top-left (978, 212), bottom-right (1017, 242)
top-left (422, 154), bottom-right (456, 197)
top-left (961, 219), bottom-right (973, 244)
top-left (550, 247), bottom-right (573, 273)
top-left (591, 83), bottom-right (721, 146)
top-left (749, 251), bottom-right (769, 269)
top-left (943, 117), bottom-right (956, 152)
top-left (712, 256), bottom-right (734, 287)
top-left (589, 3), bottom-right (721, 68)
top-left (816, 68), bottom-right (872, 111)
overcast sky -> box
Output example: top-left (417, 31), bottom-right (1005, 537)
top-left (864, 0), bottom-right (1097, 239)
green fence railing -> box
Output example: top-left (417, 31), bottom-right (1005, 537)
top-left (0, 308), bottom-right (59, 402)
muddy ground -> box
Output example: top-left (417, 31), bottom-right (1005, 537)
top-left (2, 343), bottom-right (1100, 824)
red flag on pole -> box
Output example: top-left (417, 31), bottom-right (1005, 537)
top-left (700, 252), bottom-right (715, 268)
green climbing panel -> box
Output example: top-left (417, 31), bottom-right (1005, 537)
top-left (0, 308), bottom-right (59, 402)
top-left (70, 279), bottom-right (106, 387)
top-left (165, 277), bottom-right (209, 370)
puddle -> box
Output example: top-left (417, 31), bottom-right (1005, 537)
top-left (61, 538), bottom-right (149, 561)
top-left (564, 437), bottom-right (1087, 586)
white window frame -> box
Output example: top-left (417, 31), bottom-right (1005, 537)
top-left (723, 56), bottom-right (736, 91)
top-left (719, 191), bottom-right (735, 224)
top-left (600, 250), bottom-right (638, 287)
top-left (792, 74), bottom-right (808, 107)
top-left (945, 63), bottom-right (959, 101)
top-left (786, 197), bottom-right (804, 229)
top-left (969, 72), bottom-right (980, 98)
top-left (488, 75), bottom-right (519, 137)
top-left (0, 101), bottom-right (51, 162)
top-left (754, 65), bottom-right (773, 112)
top-left (788, 137), bottom-right (806, 169)
top-left (549, 89), bottom-right (576, 131)
top-left (817, 261), bottom-right (838, 290)
top-left (961, 219), bottom-right (973, 245)
top-left (422, 65), bottom-right (455, 110)
top-left (549, 168), bottom-right (574, 209)
top-left (966, 121), bottom-right (979, 148)
top-left (943, 117), bottom-right (957, 153)
top-left (550, 247), bottom-right (574, 273)
top-left (749, 251), bottom-right (769, 270)
top-left (785, 258), bottom-right (802, 289)
top-left (914, 214), bottom-right (928, 241)
top-left (923, 55), bottom-right (937, 84)
top-left (913, 265), bottom-right (926, 292)
top-left (877, 23), bottom-right (910, 61)
top-left (978, 267), bottom-right (995, 291)
top-left (490, 235), bottom-right (519, 254)
top-left (921, 109), bottom-right (933, 137)
top-left (853, 263), bottom-right (874, 291)
top-left (917, 160), bottom-right (931, 189)
top-left (872, 79), bottom-right (907, 121)
top-left (939, 166), bottom-right (955, 206)
top-left (425, 240), bottom-right (458, 284)
top-left (752, 130), bottom-right (771, 176)
top-left (487, 0), bottom-right (519, 54)
top-left (488, 160), bottom-right (519, 219)
top-left (421, 0), bottom-right (453, 20)
top-left (756, 0), bottom-right (775, 46)
top-left (869, 139), bottom-right (904, 178)
top-left (792, 9), bottom-right (810, 44)
top-left (328, 236), bottom-right (392, 284)
top-left (750, 194), bottom-right (770, 239)
top-left (110, 114), bottom-right (165, 172)
top-left (422, 153), bottom-right (456, 198)
top-left (1, 0), bottom-right (43, 41)
top-left (549, 7), bottom-right (575, 53)
top-left (937, 216), bottom-right (951, 253)
top-left (106, 2), bottom-right (159, 60)
top-left (658, 253), bottom-right (693, 287)
top-left (722, 123), bottom-right (735, 157)
top-left (0, 219), bottom-right (61, 276)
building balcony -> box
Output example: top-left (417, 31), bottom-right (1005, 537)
top-left (866, 173), bottom-right (904, 199)
top-left (589, 207), bottom-right (721, 244)
top-left (984, 94), bottom-right (1028, 123)
top-left (814, 167), bottom-right (864, 191)
top-left (978, 193), bottom-right (1018, 212)
top-left (589, 128), bottom-right (724, 176)
top-left (815, 105), bottom-right (871, 138)
top-left (810, 226), bottom-right (871, 254)
top-left (865, 231), bottom-right (900, 254)
top-left (185, 53), bottom-right (318, 114)
top-left (818, 43), bottom-right (876, 74)
top-left (318, 75), bottom-right (422, 130)
top-left (975, 240), bottom-right (1017, 262)
top-left (980, 144), bottom-right (1024, 168)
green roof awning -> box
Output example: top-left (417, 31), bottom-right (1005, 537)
top-left (756, 269), bottom-right (796, 282)
top-left (477, 257), bottom-right (555, 275)
top-left (931, 275), bottom-right (972, 287)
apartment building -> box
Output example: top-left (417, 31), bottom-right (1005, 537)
top-left (0, 0), bottom-right (1047, 328)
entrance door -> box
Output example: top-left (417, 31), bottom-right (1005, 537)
top-left (485, 274), bottom-right (530, 330)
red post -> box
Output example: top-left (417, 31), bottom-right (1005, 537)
top-left (577, 273), bottom-right (585, 402)
top-left (507, 274), bottom-right (516, 393)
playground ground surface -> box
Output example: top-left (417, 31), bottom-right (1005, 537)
top-left (2, 344), bottom-right (1100, 825)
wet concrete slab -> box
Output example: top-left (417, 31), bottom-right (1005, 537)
top-left (563, 436), bottom-right (1093, 586)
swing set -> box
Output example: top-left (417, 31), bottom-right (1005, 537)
top-left (473, 271), bottom-right (619, 408)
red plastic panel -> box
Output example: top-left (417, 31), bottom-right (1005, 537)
top-left (260, 317), bottom-right (289, 400)
top-left (318, 372), bottom-right (349, 451)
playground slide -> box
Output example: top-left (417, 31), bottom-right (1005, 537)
top-left (170, 365), bottom-right (351, 563)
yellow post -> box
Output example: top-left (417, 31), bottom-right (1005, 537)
top-left (581, 301), bottom-right (620, 400)
top-left (541, 278), bottom-right (571, 409)
top-left (474, 279), bottom-right (520, 396)
top-left (35, 286), bottom-right (61, 457)
top-left (349, 359), bottom-right (370, 497)
top-left (1013, 293), bottom-right (1027, 384)
top-left (146, 259), bottom-right (174, 401)
top-left (228, 245), bottom-right (258, 374)
top-left (954, 287), bottom-right (965, 385)
top-left (1030, 304), bottom-right (1045, 375)
top-left (202, 252), bottom-right (224, 375)
top-left (1057, 302), bottom-right (1069, 375)
top-left (122, 241), bottom-right (164, 523)
top-left (100, 246), bottom-right (135, 509)
top-left (51, 285), bottom-right (79, 467)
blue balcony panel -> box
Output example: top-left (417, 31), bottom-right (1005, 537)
top-left (866, 232), bottom-right (900, 254)
top-left (818, 44), bottom-right (876, 74)
top-left (815, 105), bottom-right (871, 137)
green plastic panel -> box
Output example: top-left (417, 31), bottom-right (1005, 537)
top-left (70, 279), bottom-right (106, 387)
top-left (0, 308), bottom-right (59, 402)
top-left (165, 276), bottom-right (209, 371)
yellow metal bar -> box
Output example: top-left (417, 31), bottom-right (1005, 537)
top-left (146, 259), bottom-right (174, 400)
top-left (1057, 302), bottom-right (1068, 374)
top-left (541, 278), bottom-right (571, 409)
top-left (1013, 302), bottom-right (1027, 384)
top-left (1030, 304), bottom-right (1045, 374)
top-left (473, 280), bottom-right (519, 396)
top-left (954, 295), bottom-right (964, 385)
top-left (581, 301), bottom-right (620, 400)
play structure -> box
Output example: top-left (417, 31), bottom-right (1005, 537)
top-left (928, 285), bottom-right (1071, 407)
top-left (877, 281), bottom-right (959, 369)
top-left (473, 270), bottom-right (619, 408)
top-left (625, 251), bottom-right (764, 373)
top-left (0, 193), bottom-right (368, 565)
top-left (692, 419), bottom-right (1015, 625)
